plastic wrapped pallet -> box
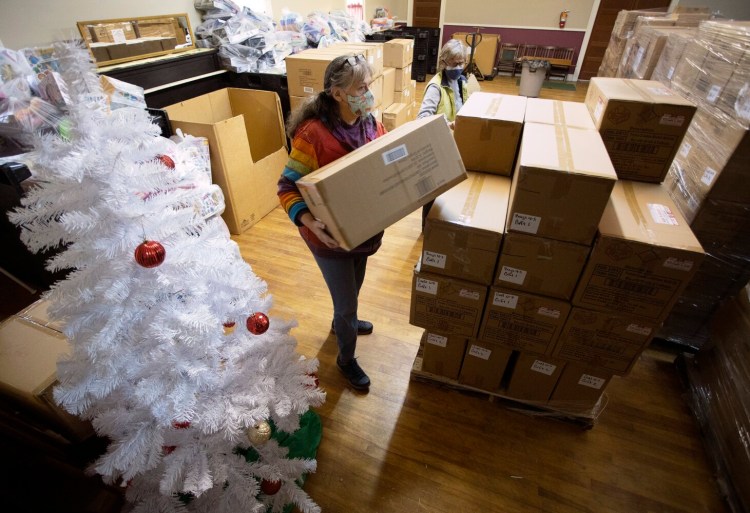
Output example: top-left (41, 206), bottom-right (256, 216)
top-left (617, 24), bottom-right (697, 80)
top-left (652, 30), bottom-right (696, 86)
top-left (597, 8), bottom-right (669, 77)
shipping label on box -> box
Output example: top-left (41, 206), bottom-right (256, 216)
top-left (478, 287), bottom-right (571, 355)
top-left (423, 172), bottom-right (510, 285)
top-left (572, 180), bottom-right (705, 322)
top-left (454, 92), bottom-right (526, 175)
top-left (548, 363), bottom-right (613, 412)
top-left (164, 88), bottom-right (288, 235)
top-left (585, 77), bottom-right (696, 182)
top-left (496, 232), bottom-right (590, 300)
top-left (457, 340), bottom-right (513, 391)
top-left (505, 352), bottom-right (566, 402)
top-left (524, 98), bottom-right (596, 130)
top-left (298, 115), bottom-right (466, 250)
top-left (420, 330), bottom-right (469, 380)
top-left (410, 266), bottom-right (488, 338)
top-left (552, 307), bottom-right (658, 375)
top-left (508, 123), bottom-right (618, 245)
top-left (384, 39), bottom-right (414, 68)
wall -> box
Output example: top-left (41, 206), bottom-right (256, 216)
top-left (676, 0), bottom-right (750, 19)
top-left (444, 0), bottom-right (596, 30)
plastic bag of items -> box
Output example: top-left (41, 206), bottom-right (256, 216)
top-left (0, 46), bottom-right (35, 85)
top-left (218, 43), bottom-right (262, 72)
top-left (0, 79), bottom-right (66, 149)
top-left (200, 8), bottom-right (236, 20)
top-left (194, 0), bottom-right (240, 15)
top-left (279, 11), bottom-right (305, 32)
top-left (525, 59), bottom-right (551, 72)
top-left (303, 13), bottom-right (332, 45)
top-left (240, 7), bottom-right (276, 33)
top-left (328, 10), bottom-right (367, 42)
top-left (100, 75), bottom-right (146, 111)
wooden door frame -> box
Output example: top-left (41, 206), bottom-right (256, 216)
top-left (407, 0), bottom-right (446, 33)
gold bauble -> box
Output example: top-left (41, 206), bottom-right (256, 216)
top-left (246, 421), bottom-right (272, 445)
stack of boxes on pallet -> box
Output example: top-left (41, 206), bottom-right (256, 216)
top-left (285, 39), bottom-right (416, 131)
top-left (410, 76), bottom-right (706, 414)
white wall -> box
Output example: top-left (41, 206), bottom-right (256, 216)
top-left (443, 0), bottom-right (596, 30)
top-left (676, 0), bottom-right (750, 19)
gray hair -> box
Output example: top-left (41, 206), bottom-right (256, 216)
top-left (437, 39), bottom-right (468, 73)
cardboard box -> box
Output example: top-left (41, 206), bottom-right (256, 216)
top-left (164, 88), bottom-right (288, 235)
top-left (420, 330), bottom-right (468, 380)
top-left (297, 115), bottom-right (466, 250)
top-left (18, 298), bottom-right (64, 332)
top-left (107, 40), bottom-right (147, 60)
top-left (135, 18), bottom-right (177, 39)
top-left (394, 64), bottom-right (413, 91)
top-left (524, 98), bottom-right (596, 130)
top-left (285, 49), bottom-right (346, 97)
top-left (572, 180), bottom-right (705, 322)
top-left (507, 123), bottom-right (618, 245)
top-left (410, 263), bottom-right (488, 338)
top-left (552, 307), bottom-right (658, 374)
top-left (88, 21), bottom-right (137, 43)
top-left (89, 43), bottom-right (111, 62)
top-left (369, 73), bottom-right (385, 108)
top-left (505, 352), bottom-right (566, 402)
top-left (394, 80), bottom-right (417, 105)
top-left (585, 77), bottom-right (696, 182)
top-left (548, 363), bottom-right (613, 412)
top-left (454, 92), bottom-right (526, 175)
top-left (496, 233), bottom-right (590, 300)
top-left (478, 287), bottom-right (571, 355)
top-left (339, 42), bottom-right (384, 78)
top-left (0, 316), bottom-right (93, 440)
top-left (290, 95), bottom-right (307, 112)
top-left (384, 39), bottom-right (414, 68)
top-left (423, 172), bottom-right (509, 285)
top-left (457, 340), bottom-right (513, 391)
top-left (381, 67), bottom-right (396, 110)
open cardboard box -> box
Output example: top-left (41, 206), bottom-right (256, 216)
top-left (164, 88), bottom-right (289, 235)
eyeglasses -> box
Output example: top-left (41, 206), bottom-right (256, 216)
top-left (342, 54), bottom-right (366, 69)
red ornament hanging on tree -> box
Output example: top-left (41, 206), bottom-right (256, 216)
top-left (260, 479), bottom-right (282, 495)
top-left (172, 420), bottom-right (190, 429)
top-left (246, 312), bottom-right (269, 335)
top-left (134, 240), bottom-right (166, 268)
top-left (156, 154), bottom-right (175, 169)
top-left (162, 445), bottom-right (177, 455)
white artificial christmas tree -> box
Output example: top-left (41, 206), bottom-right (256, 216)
top-left (8, 43), bottom-right (325, 513)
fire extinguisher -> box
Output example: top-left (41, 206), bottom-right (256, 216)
top-left (559, 10), bottom-right (569, 29)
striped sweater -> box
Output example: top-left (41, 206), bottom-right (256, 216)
top-left (277, 117), bottom-right (387, 257)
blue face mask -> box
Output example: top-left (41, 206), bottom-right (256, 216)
top-left (445, 66), bottom-right (464, 80)
top-left (346, 90), bottom-right (375, 117)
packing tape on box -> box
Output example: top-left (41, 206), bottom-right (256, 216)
top-left (553, 101), bottom-right (567, 127)
top-left (458, 173), bottom-right (485, 225)
top-left (622, 181), bottom-right (659, 244)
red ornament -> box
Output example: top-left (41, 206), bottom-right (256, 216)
top-left (172, 421), bottom-right (190, 429)
top-left (135, 240), bottom-right (166, 268)
top-left (223, 321), bottom-right (236, 335)
top-left (162, 445), bottom-right (176, 455)
top-left (246, 312), bottom-right (270, 335)
top-left (260, 479), bottom-right (282, 495)
top-left (156, 154), bottom-right (175, 169)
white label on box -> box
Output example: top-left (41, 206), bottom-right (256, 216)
top-left (531, 360), bottom-right (557, 376)
top-left (382, 144), bottom-right (408, 165)
top-left (459, 289), bottom-right (481, 301)
top-left (707, 85), bottom-right (722, 103)
top-left (594, 98), bottom-right (604, 122)
top-left (660, 114), bottom-right (685, 126)
top-left (667, 66), bottom-right (675, 79)
top-left (663, 257), bottom-right (694, 272)
top-left (679, 141), bottom-right (692, 157)
top-left (468, 344), bottom-right (492, 360)
top-left (493, 292), bottom-right (518, 309)
top-left (626, 323), bottom-right (652, 336)
top-left (426, 333), bottom-right (448, 347)
top-left (737, 84), bottom-right (750, 120)
top-left (511, 213), bottom-right (541, 234)
top-left (701, 167), bottom-right (717, 186)
top-left (499, 266), bottom-right (527, 285)
top-left (578, 374), bottom-right (606, 390)
top-left (368, 56), bottom-right (374, 65)
top-left (423, 250), bottom-right (446, 269)
top-left (648, 203), bottom-right (678, 225)
top-left (304, 86), bottom-right (314, 94)
top-left (537, 307), bottom-right (561, 319)
top-left (416, 277), bottom-right (438, 295)
top-left (111, 28), bottom-right (126, 44)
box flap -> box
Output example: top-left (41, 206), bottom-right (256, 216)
top-left (458, 92), bottom-right (526, 123)
top-left (590, 77), bottom-right (694, 106)
top-left (524, 99), bottom-right (596, 130)
top-left (599, 180), bottom-right (704, 252)
top-left (430, 172), bottom-right (509, 234)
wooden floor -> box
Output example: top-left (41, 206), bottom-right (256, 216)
top-left (234, 75), bottom-right (728, 513)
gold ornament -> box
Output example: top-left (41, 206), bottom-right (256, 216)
top-left (246, 421), bottom-right (272, 445)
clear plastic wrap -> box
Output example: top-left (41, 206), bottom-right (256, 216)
top-left (302, 13), bottom-right (331, 45)
top-left (279, 11), bottom-right (304, 32)
top-left (617, 24), bottom-right (696, 80)
top-left (652, 30), bottom-right (695, 85)
top-left (100, 75), bottom-right (146, 110)
top-left (193, 0), bottom-right (240, 14)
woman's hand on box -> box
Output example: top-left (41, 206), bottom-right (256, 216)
top-left (301, 212), bottom-right (340, 249)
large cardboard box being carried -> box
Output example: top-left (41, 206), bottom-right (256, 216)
top-left (297, 115), bottom-right (466, 250)
top-left (585, 77), bottom-right (696, 183)
top-left (420, 330), bottom-right (468, 380)
top-left (478, 287), bottom-right (571, 355)
top-left (505, 352), bottom-right (566, 403)
top-left (164, 88), bottom-right (289, 235)
top-left (524, 98), bottom-right (596, 130)
top-left (507, 122), bottom-right (618, 245)
top-left (457, 340), bottom-right (513, 391)
top-left (495, 232), bottom-right (590, 300)
top-left (573, 180), bottom-right (705, 323)
top-left (454, 92), bottom-right (526, 175)
top-left (422, 172), bottom-right (510, 285)
top-left (552, 307), bottom-right (659, 375)
top-left (410, 262), bottom-right (488, 338)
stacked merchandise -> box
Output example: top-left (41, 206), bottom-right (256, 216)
top-left (659, 20), bottom-right (750, 348)
top-left (651, 30), bottom-right (696, 86)
top-left (682, 284), bottom-right (750, 513)
top-left (382, 39), bottom-right (416, 129)
top-left (598, 8), bottom-right (670, 78)
top-left (616, 21), bottom-right (697, 80)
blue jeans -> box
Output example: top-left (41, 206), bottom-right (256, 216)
top-left (312, 253), bottom-right (368, 364)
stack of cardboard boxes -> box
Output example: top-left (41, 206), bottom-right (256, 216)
top-left (411, 82), bottom-right (706, 414)
top-left (286, 39), bottom-right (417, 132)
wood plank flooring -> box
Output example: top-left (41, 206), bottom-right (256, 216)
top-left (233, 75), bottom-right (728, 513)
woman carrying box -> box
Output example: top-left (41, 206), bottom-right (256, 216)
top-left (277, 54), bottom-right (387, 391)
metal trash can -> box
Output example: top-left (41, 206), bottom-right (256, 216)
top-left (519, 59), bottom-right (550, 97)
